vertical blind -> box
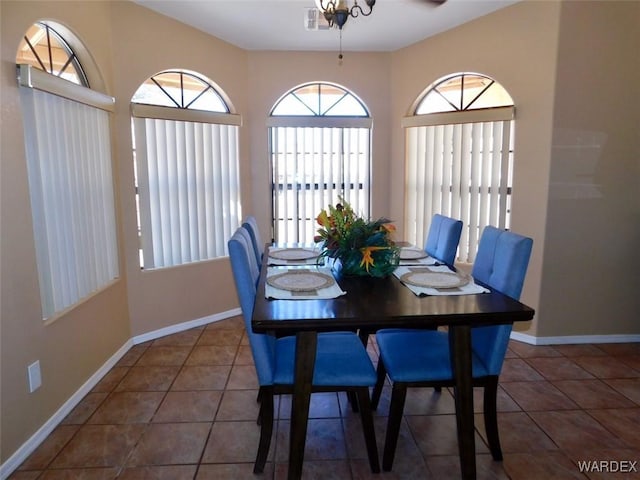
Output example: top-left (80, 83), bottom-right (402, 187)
top-left (270, 126), bottom-right (370, 243)
top-left (20, 86), bottom-right (119, 319)
top-left (405, 115), bottom-right (513, 263)
top-left (134, 117), bottom-right (240, 268)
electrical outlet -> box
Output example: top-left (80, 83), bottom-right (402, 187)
top-left (28, 361), bottom-right (41, 392)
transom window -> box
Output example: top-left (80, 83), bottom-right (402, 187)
top-left (16, 22), bottom-right (88, 87)
top-left (132, 70), bottom-right (228, 112)
top-left (268, 82), bottom-right (372, 243)
top-left (271, 82), bottom-right (368, 117)
top-left (131, 69), bottom-right (241, 269)
top-left (405, 73), bottom-right (515, 263)
top-left (416, 72), bottom-right (513, 114)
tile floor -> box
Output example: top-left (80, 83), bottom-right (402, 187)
top-left (9, 316), bottom-right (640, 479)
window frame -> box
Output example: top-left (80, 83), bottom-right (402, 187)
top-left (131, 69), bottom-right (241, 269)
top-left (17, 21), bottom-right (89, 87)
top-left (404, 73), bottom-right (515, 263)
top-left (267, 82), bottom-right (373, 244)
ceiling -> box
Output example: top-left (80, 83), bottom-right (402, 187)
top-left (133, 0), bottom-right (521, 52)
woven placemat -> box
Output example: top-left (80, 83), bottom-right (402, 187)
top-left (400, 270), bottom-right (468, 289)
top-left (269, 248), bottom-right (319, 261)
top-left (266, 270), bottom-right (334, 292)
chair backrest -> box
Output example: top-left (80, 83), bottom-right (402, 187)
top-left (237, 226), bottom-right (260, 283)
top-left (424, 214), bottom-right (463, 266)
top-left (242, 216), bottom-right (264, 267)
top-left (471, 225), bottom-right (533, 375)
top-left (228, 228), bottom-right (275, 385)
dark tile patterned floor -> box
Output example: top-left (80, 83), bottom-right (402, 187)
top-left (9, 316), bottom-right (640, 479)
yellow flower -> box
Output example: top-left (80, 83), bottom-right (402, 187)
top-left (381, 223), bottom-right (396, 234)
top-left (359, 246), bottom-right (387, 273)
top-left (316, 209), bottom-right (330, 228)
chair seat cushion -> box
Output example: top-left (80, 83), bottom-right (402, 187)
top-left (376, 329), bottom-right (490, 383)
top-left (273, 333), bottom-right (376, 387)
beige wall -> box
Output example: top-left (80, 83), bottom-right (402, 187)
top-left (0, 0), bottom-right (248, 464)
top-left (108, 2), bottom-right (248, 336)
top-left (2, 0), bottom-right (639, 468)
top-left (540, 0), bottom-right (640, 337)
top-left (0, 0), bottom-right (130, 462)
top-left (245, 51), bottom-right (392, 239)
top-left (388, 1), bottom-right (563, 334)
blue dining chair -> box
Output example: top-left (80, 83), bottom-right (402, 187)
top-left (242, 215), bottom-right (264, 267)
top-left (372, 225), bottom-right (533, 471)
top-left (236, 226), bottom-right (260, 281)
top-left (364, 214), bottom-right (462, 342)
top-left (424, 214), bottom-right (463, 266)
top-left (228, 228), bottom-right (380, 474)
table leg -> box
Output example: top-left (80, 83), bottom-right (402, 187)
top-left (449, 325), bottom-right (476, 480)
top-left (288, 331), bottom-right (317, 480)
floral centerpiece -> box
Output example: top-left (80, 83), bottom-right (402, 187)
top-left (314, 199), bottom-right (399, 278)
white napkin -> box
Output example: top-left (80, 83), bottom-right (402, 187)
top-left (394, 265), bottom-right (489, 297)
top-left (267, 247), bottom-right (323, 266)
top-left (265, 266), bottom-right (346, 300)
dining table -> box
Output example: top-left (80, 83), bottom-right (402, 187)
top-left (251, 245), bottom-right (535, 480)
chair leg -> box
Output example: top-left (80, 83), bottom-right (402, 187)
top-left (483, 376), bottom-right (503, 461)
top-left (356, 387), bottom-right (380, 473)
top-left (382, 383), bottom-right (407, 471)
top-left (347, 391), bottom-right (360, 412)
top-left (254, 388), bottom-right (274, 473)
top-left (344, 331), bottom-right (371, 414)
top-left (371, 360), bottom-right (387, 410)
top-left (256, 386), bottom-right (265, 426)
top-left (358, 329), bottom-right (370, 347)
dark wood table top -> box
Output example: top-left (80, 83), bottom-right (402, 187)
top-left (252, 264), bottom-right (535, 333)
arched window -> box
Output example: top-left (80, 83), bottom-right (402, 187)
top-left (268, 82), bottom-right (371, 243)
top-left (132, 70), bottom-right (228, 111)
top-left (17, 22), bottom-right (88, 86)
top-left (131, 69), bottom-right (241, 269)
top-left (16, 22), bottom-right (118, 320)
top-left (415, 73), bottom-right (514, 114)
top-left (404, 73), bottom-right (515, 263)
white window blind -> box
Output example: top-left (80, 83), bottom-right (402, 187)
top-left (405, 113), bottom-right (513, 263)
top-left (134, 117), bottom-right (240, 268)
top-left (270, 125), bottom-right (370, 243)
top-left (19, 84), bottom-right (119, 319)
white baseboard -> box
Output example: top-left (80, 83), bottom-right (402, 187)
top-left (0, 308), bottom-right (241, 480)
top-left (131, 308), bottom-right (242, 345)
top-left (511, 331), bottom-right (640, 345)
top-left (0, 340), bottom-right (132, 480)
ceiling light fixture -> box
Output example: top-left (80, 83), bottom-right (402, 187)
top-left (313, 0), bottom-right (375, 64)
top-left (314, 0), bottom-right (376, 30)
